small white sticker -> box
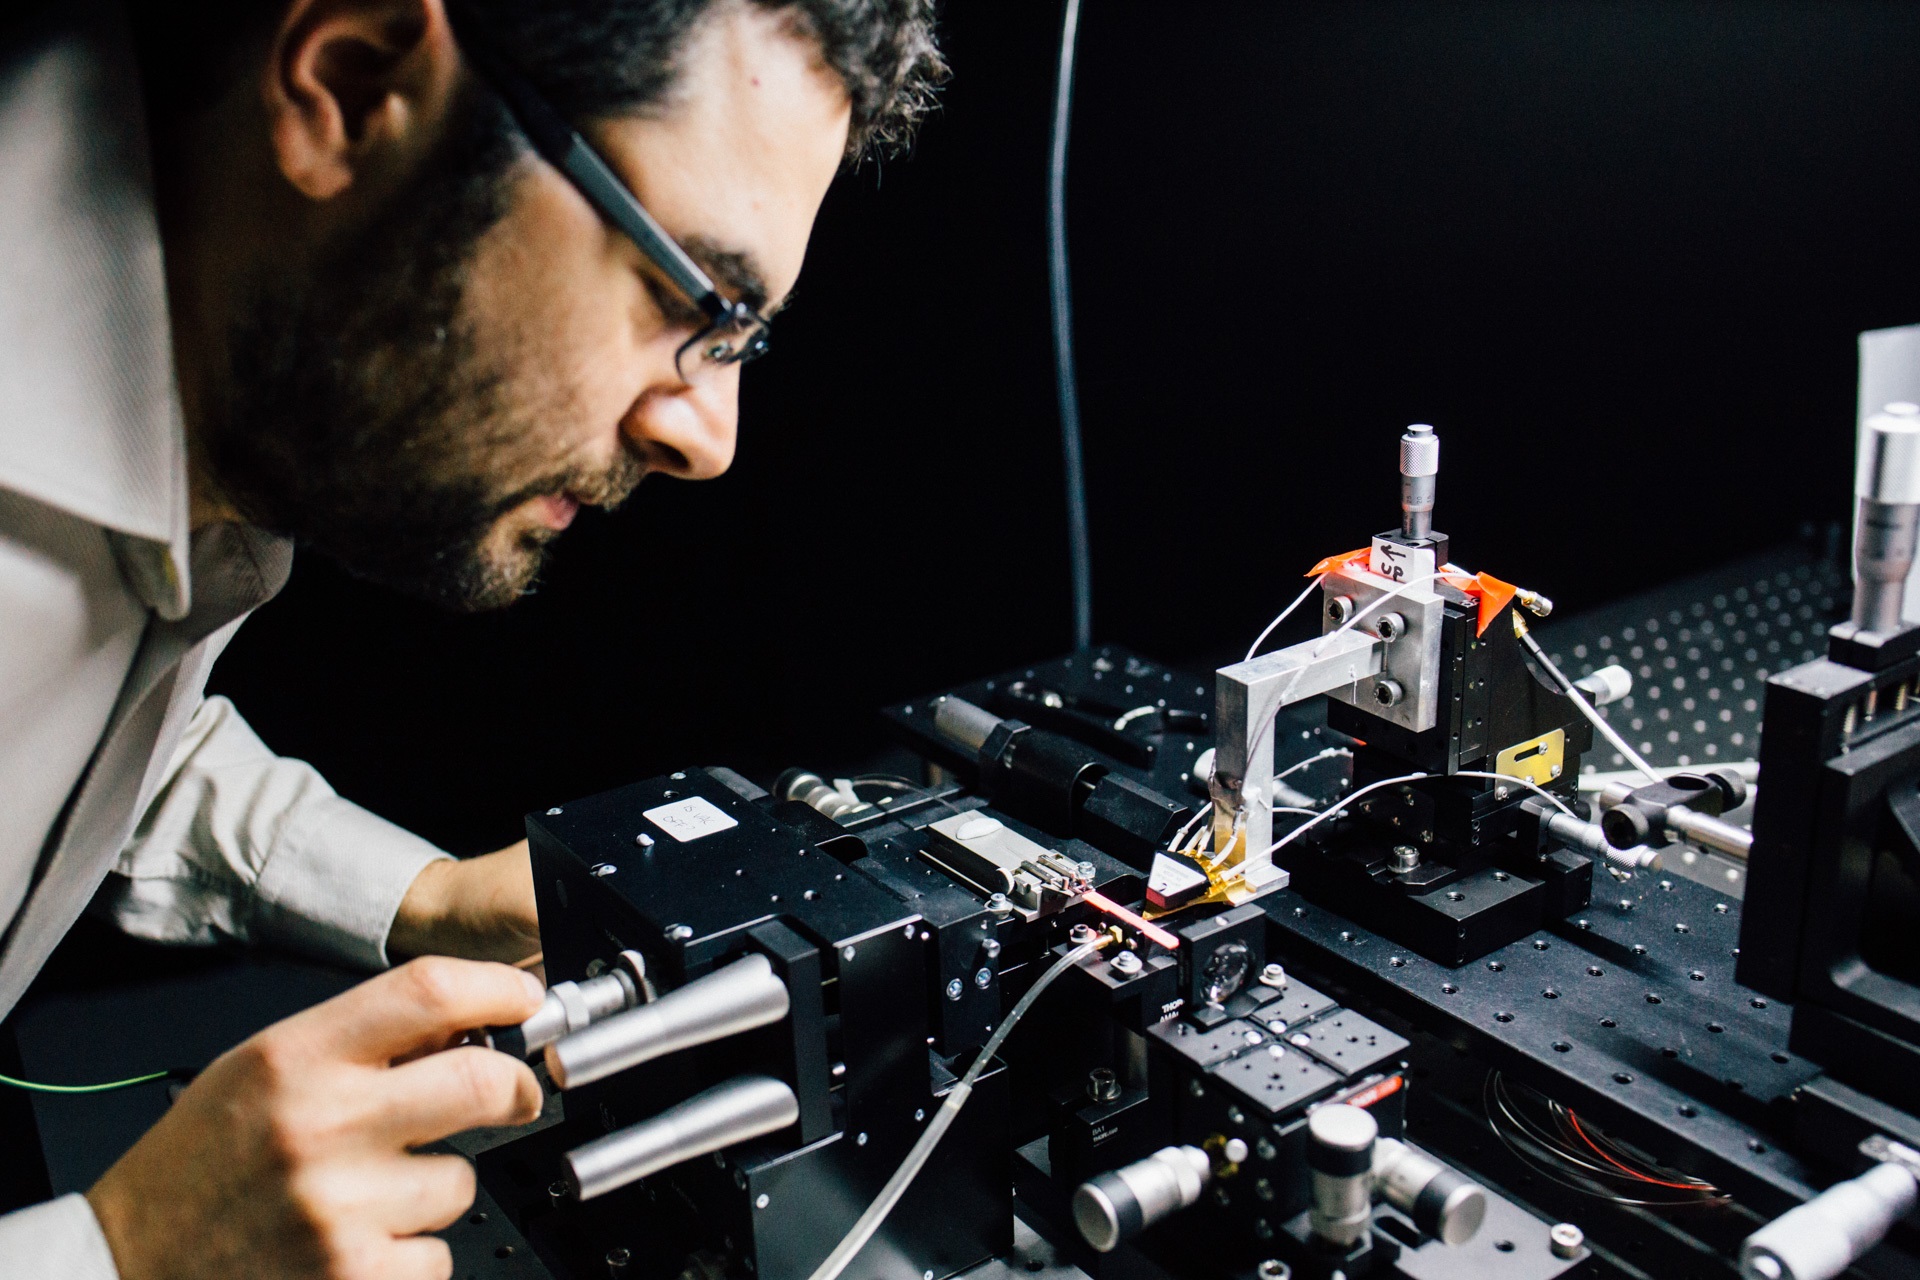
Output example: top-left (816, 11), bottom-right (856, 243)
top-left (1369, 536), bottom-right (1436, 584)
top-left (642, 796), bottom-right (739, 843)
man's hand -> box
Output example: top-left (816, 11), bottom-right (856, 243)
top-left (87, 958), bottom-right (545, 1280)
top-left (390, 842), bottom-right (541, 968)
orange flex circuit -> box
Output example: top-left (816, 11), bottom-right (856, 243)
top-left (1082, 889), bottom-right (1180, 952)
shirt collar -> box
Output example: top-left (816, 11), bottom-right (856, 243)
top-left (0, 3), bottom-right (191, 618)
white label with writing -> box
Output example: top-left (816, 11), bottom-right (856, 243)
top-left (642, 796), bottom-right (740, 843)
top-left (1368, 536), bottom-right (1436, 584)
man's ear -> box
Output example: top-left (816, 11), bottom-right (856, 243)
top-left (262, 0), bottom-right (463, 201)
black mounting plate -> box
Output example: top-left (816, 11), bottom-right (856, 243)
top-left (1262, 868), bottom-right (1826, 1216)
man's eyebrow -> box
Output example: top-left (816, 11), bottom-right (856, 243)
top-left (681, 237), bottom-right (788, 317)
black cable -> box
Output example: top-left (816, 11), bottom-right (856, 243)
top-left (1048, 0), bottom-right (1092, 652)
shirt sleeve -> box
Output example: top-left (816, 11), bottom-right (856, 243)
top-left (0, 1195), bottom-right (118, 1280)
top-left (92, 695), bottom-right (451, 970)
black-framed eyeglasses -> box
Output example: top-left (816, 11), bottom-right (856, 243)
top-left (450, 12), bottom-right (772, 385)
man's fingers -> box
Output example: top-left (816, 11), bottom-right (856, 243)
top-left (294, 957), bottom-right (545, 1064)
top-left (369, 1046), bottom-right (543, 1148)
top-left (306, 1153), bottom-right (479, 1238)
top-left (382, 1234), bottom-right (457, 1280)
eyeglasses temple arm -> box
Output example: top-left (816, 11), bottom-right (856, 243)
top-left (456, 24), bottom-right (731, 323)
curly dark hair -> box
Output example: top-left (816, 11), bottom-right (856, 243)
top-left (460, 0), bottom-right (945, 159)
top-left (129, 0), bottom-right (945, 160)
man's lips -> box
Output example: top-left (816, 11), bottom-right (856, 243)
top-left (532, 493), bottom-right (579, 530)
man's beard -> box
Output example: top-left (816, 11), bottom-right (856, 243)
top-left (201, 87), bottom-right (642, 611)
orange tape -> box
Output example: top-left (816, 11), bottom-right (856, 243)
top-left (1306, 548), bottom-right (1370, 578)
top-left (1339, 1074), bottom-right (1405, 1110)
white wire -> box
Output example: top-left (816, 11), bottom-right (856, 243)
top-left (1244, 577), bottom-right (1326, 662)
top-left (805, 940), bottom-right (1105, 1280)
top-left (1171, 746), bottom-right (1350, 859)
top-left (1263, 769), bottom-right (1580, 859)
top-left (1517, 628), bottom-right (1661, 784)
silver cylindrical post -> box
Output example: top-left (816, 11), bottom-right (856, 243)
top-left (1664, 807), bottom-right (1754, 860)
top-left (1545, 811), bottom-right (1658, 871)
top-left (932, 695), bottom-right (1003, 755)
top-left (1071, 1145), bottom-right (1211, 1253)
top-left (565, 1075), bottom-right (799, 1201)
top-left (546, 953), bottom-right (790, 1090)
top-left (1400, 424), bottom-right (1439, 540)
top-left (1852, 403), bottom-right (1920, 635)
top-left (1740, 1161), bottom-right (1918, 1280)
top-left (1308, 1104), bottom-right (1378, 1249)
top-left (1371, 1138), bottom-right (1486, 1246)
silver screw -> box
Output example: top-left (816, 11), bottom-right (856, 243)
top-left (1259, 962), bottom-right (1287, 988)
top-left (1077, 861), bottom-right (1097, 879)
top-left (856, 1132), bottom-right (869, 1146)
top-left (590, 863), bottom-right (617, 877)
top-left (841, 945), bottom-right (857, 962)
top-left (671, 772), bottom-right (686, 780)
top-left (987, 892), bottom-right (1013, 915)
top-left (1257, 1262), bottom-right (1292, 1280)
top-left (755, 1194), bottom-right (770, 1209)
top-left (1389, 845), bottom-right (1420, 874)
top-left (1494, 784), bottom-right (1510, 800)
top-left (635, 833), bottom-right (655, 848)
top-left (945, 978), bottom-right (964, 1001)
top-left (548, 1179), bottom-right (570, 1207)
top-left (981, 938), bottom-right (1003, 959)
top-left (1110, 950), bottom-right (1143, 976)
top-left (1550, 763), bottom-right (1564, 778)
top-left (1376, 612), bottom-right (1406, 642)
top-left (1069, 924), bottom-right (1097, 945)
top-left (667, 923), bottom-right (693, 941)
top-left (1087, 1067), bottom-right (1121, 1102)
top-left (1549, 1222), bottom-right (1584, 1258)
top-left (914, 1108), bottom-right (926, 1122)
top-left (1224, 1137), bottom-right (1249, 1163)
top-left (607, 1247), bottom-right (633, 1278)
top-left (547, 807), bottom-right (563, 816)
top-left (974, 966), bottom-right (994, 988)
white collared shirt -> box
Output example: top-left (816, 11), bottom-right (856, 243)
top-left (0, 6), bottom-right (452, 1270)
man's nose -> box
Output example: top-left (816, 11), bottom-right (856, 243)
top-left (622, 373), bottom-right (739, 479)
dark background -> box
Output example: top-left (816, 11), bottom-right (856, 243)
top-left (209, 1), bottom-right (1920, 855)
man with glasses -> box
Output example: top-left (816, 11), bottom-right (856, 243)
top-left (0, 0), bottom-right (941, 1275)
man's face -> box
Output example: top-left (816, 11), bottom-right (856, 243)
top-left (206, 4), bottom-right (851, 608)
